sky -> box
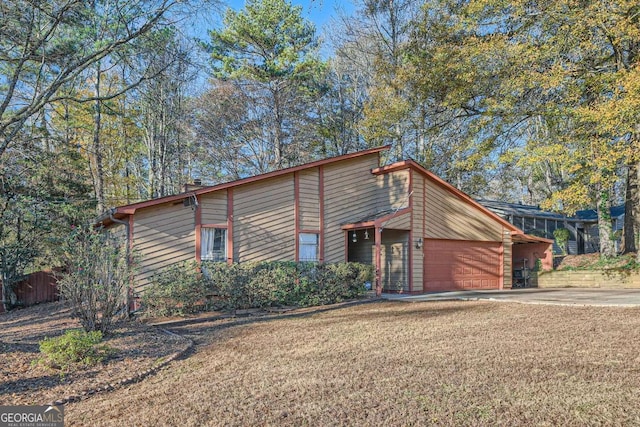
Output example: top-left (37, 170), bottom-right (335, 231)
top-left (224, 0), bottom-right (356, 33)
top-left (183, 0), bottom-right (357, 85)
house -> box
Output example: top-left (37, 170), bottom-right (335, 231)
top-left (100, 146), bottom-right (553, 299)
top-left (480, 200), bottom-right (625, 255)
top-left (575, 205), bottom-right (625, 253)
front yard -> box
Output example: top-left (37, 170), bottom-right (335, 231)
top-left (54, 300), bottom-right (640, 426)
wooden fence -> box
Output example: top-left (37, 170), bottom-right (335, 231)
top-left (0, 270), bottom-right (59, 313)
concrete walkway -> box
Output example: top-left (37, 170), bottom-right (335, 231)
top-left (382, 288), bottom-right (640, 307)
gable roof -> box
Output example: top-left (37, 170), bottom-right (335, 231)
top-left (100, 146), bottom-right (390, 221)
top-left (371, 160), bottom-right (522, 234)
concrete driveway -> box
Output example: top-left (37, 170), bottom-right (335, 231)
top-left (382, 288), bottom-right (640, 307)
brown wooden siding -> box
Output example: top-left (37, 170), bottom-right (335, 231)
top-left (380, 230), bottom-right (409, 292)
top-left (424, 179), bottom-right (502, 241)
top-left (323, 155), bottom-right (381, 262)
top-left (412, 172), bottom-right (425, 292)
top-left (383, 212), bottom-right (411, 230)
top-left (133, 202), bottom-right (195, 291)
top-left (298, 169), bottom-right (320, 230)
top-left (200, 190), bottom-right (227, 224)
top-left (377, 170), bottom-right (410, 210)
top-left (503, 231), bottom-right (513, 289)
top-left (233, 175), bottom-right (295, 262)
top-left (348, 234), bottom-right (374, 266)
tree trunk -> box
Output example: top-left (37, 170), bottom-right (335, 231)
top-left (597, 187), bottom-right (616, 258)
top-left (623, 163), bottom-right (637, 253)
top-left (635, 161), bottom-right (640, 264)
top-left (273, 85), bottom-right (284, 169)
top-left (92, 63), bottom-right (106, 214)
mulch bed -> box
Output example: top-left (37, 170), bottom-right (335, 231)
top-left (0, 301), bottom-right (188, 405)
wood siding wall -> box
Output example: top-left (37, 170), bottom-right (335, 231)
top-left (133, 202), bottom-right (195, 292)
top-left (412, 172), bottom-right (425, 292)
top-left (383, 212), bottom-right (411, 230)
top-left (233, 175), bottom-right (295, 262)
top-left (324, 155), bottom-right (381, 262)
top-left (503, 231), bottom-right (513, 289)
top-left (298, 169), bottom-right (320, 230)
top-left (377, 170), bottom-right (410, 210)
top-left (200, 190), bottom-right (227, 224)
top-left (424, 179), bottom-right (502, 241)
top-left (348, 234), bottom-right (374, 265)
top-left (380, 230), bottom-right (409, 292)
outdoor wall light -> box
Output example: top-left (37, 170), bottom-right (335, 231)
top-left (364, 230), bottom-right (370, 240)
top-left (352, 231), bottom-right (357, 243)
top-left (415, 237), bottom-right (423, 249)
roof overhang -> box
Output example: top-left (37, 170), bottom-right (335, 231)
top-left (512, 233), bottom-right (554, 244)
top-left (341, 207), bottom-right (412, 230)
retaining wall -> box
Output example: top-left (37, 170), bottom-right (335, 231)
top-left (537, 270), bottom-right (640, 289)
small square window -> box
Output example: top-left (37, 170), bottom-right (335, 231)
top-left (299, 233), bottom-right (319, 262)
top-left (202, 228), bottom-right (227, 262)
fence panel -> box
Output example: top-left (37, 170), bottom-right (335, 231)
top-left (0, 271), bottom-right (59, 313)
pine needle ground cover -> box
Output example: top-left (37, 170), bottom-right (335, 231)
top-left (67, 301), bottom-right (640, 426)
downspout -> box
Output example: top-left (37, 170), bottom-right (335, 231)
top-left (108, 210), bottom-right (133, 315)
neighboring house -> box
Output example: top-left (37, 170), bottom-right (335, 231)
top-left (100, 147), bottom-right (552, 298)
top-left (480, 200), bottom-right (625, 255)
top-left (575, 205), bottom-right (626, 253)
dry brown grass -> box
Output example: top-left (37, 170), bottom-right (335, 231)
top-left (66, 300), bottom-right (640, 426)
top-left (0, 301), bottom-right (186, 405)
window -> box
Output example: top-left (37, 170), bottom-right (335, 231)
top-left (299, 233), bottom-right (319, 262)
top-left (201, 228), bottom-right (227, 262)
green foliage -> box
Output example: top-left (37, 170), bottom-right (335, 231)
top-left (142, 259), bottom-right (368, 317)
top-left (534, 258), bottom-right (543, 272)
top-left (209, 0), bottom-right (320, 82)
top-left (204, 0), bottom-right (325, 171)
top-left (203, 261), bottom-right (373, 311)
top-left (553, 228), bottom-right (571, 255)
top-left (57, 225), bottom-right (131, 334)
top-left (143, 261), bottom-right (208, 317)
top-left (39, 329), bottom-right (112, 371)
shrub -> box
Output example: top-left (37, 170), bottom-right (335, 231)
top-left (39, 329), bottom-right (112, 371)
top-left (57, 225), bottom-right (132, 334)
top-left (553, 228), bottom-right (571, 255)
top-left (143, 261), bottom-right (208, 317)
top-left (202, 261), bottom-right (372, 311)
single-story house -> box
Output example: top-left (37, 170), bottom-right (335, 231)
top-left (100, 146), bottom-right (553, 299)
top-left (480, 200), bottom-right (625, 255)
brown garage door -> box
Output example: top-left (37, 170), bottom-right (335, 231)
top-left (424, 240), bottom-right (502, 291)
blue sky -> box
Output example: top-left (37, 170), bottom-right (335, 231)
top-left (224, 0), bottom-right (356, 32)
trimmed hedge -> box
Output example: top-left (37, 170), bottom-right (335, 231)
top-left (142, 261), bottom-right (208, 317)
top-left (142, 261), bottom-right (373, 316)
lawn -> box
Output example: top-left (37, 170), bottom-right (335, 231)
top-left (60, 301), bottom-right (640, 425)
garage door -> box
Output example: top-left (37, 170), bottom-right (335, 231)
top-left (424, 240), bottom-right (502, 291)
